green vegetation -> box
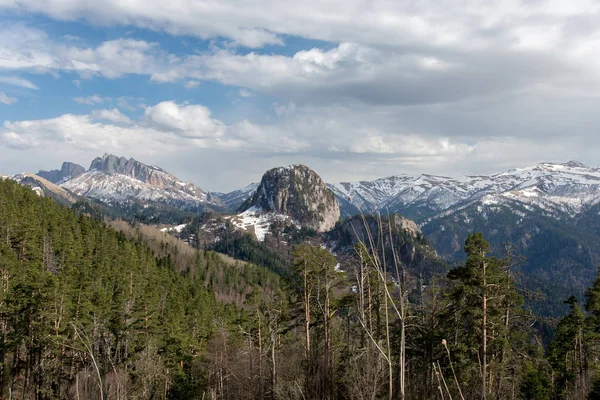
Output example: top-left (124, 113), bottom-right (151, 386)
top-left (0, 180), bottom-right (277, 399)
top-left (423, 201), bottom-right (600, 316)
top-left (6, 179), bottom-right (600, 399)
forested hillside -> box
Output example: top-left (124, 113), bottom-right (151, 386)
top-left (0, 180), bottom-right (279, 399)
top-left (5, 179), bottom-right (600, 399)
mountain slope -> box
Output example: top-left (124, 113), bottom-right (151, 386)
top-left (325, 214), bottom-right (447, 282)
top-left (60, 153), bottom-right (224, 213)
top-left (421, 199), bottom-right (600, 316)
top-left (12, 173), bottom-right (79, 206)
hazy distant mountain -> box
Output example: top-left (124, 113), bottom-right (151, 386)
top-left (213, 182), bottom-right (259, 211)
top-left (37, 162), bottom-right (85, 184)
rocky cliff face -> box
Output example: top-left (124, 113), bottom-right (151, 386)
top-left (89, 154), bottom-right (176, 188)
top-left (61, 153), bottom-right (223, 211)
top-left (37, 162), bottom-right (86, 184)
top-left (239, 165), bottom-right (340, 231)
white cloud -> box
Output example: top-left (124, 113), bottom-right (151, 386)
top-left (1, 0), bottom-right (600, 54)
top-left (91, 108), bottom-right (132, 124)
top-left (238, 89), bottom-right (253, 97)
top-left (74, 95), bottom-right (105, 105)
top-left (143, 101), bottom-right (224, 137)
top-left (184, 80), bottom-right (200, 89)
top-left (4, 2), bottom-right (600, 188)
top-left (0, 92), bottom-right (16, 105)
top-left (0, 24), bottom-right (166, 79)
top-left (0, 101), bottom-right (305, 154)
top-left (0, 76), bottom-right (38, 89)
top-left (116, 96), bottom-right (145, 111)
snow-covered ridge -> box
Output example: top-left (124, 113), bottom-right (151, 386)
top-left (62, 170), bottom-right (216, 209)
top-left (56, 153), bottom-right (223, 210)
top-left (328, 161), bottom-right (600, 220)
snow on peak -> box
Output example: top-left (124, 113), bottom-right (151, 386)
top-left (59, 154), bottom-right (222, 210)
top-left (329, 161), bottom-right (600, 219)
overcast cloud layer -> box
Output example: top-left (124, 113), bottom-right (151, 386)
top-left (1, 0), bottom-right (600, 191)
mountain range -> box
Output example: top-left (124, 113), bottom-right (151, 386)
top-left (220, 160), bottom-right (600, 315)
top-left (11, 154), bottom-right (600, 315)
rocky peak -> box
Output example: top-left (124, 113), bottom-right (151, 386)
top-left (239, 164), bottom-right (340, 231)
top-left (36, 162), bottom-right (86, 184)
top-left (89, 153), bottom-right (172, 188)
top-left (89, 153), bottom-right (131, 174)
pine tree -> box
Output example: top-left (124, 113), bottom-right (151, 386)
top-left (445, 233), bottom-right (524, 400)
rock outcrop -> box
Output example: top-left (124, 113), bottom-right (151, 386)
top-left (37, 162), bottom-right (86, 184)
top-left (239, 165), bottom-right (340, 231)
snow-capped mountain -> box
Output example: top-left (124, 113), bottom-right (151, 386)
top-left (213, 182), bottom-right (259, 211)
top-left (329, 161), bottom-right (600, 222)
top-left (55, 154), bottom-right (224, 212)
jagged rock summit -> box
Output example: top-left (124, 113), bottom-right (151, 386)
top-left (239, 164), bottom-right (340, 231)
top-left (37, 162), bottom-right (86, 184)
top-left (89, 154), bottom-right (175, 188)
top-left (58, 153), bottom-right (223, 211)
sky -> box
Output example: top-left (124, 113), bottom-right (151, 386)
top-left (1, 1), bottom-right (600, 191)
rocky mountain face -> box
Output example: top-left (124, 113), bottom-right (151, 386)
top-left (42, 154), bottom-right (225, 214)
top-left (239, 165), bottom-right (340, 231)
top-left (37, 162), bottom-right (85, 184)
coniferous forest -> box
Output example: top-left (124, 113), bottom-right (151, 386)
top-left (3, 178), bottom-right (600, 400)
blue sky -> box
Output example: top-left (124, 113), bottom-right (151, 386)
top-left (2, 1), bottom-right (600, 191)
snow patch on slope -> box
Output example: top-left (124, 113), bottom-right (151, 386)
top-left (160, 224), bottom-right (187, 233)
top-left (226, 206), bottom-right (293, 241)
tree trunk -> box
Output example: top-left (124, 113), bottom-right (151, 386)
top-left (258, 310), bottom-right (263, 399)
top-left (271, 329), bottom-right (277, 400)
top-left (304, 265), bottom-right (311, 359)
top-left (482, 260), bottom-right (487, 400)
